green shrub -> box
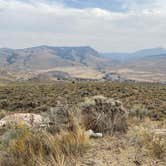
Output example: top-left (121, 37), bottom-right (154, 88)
top-left (80, 95), bottom-right (128, 135)
top-left (129, 104), bottom-right (152, 121)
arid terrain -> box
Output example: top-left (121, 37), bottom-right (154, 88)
top-left (0, 82), bottom-right (165, 166)
top-left (0, 45), bottom-right (166, 166)
top-left (1, 0), bottom-right (166, 165)
top-left (0, 46), bottom-right (166, 83)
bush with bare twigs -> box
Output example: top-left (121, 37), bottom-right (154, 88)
top-left (80, 95), bottom-right (128, 135)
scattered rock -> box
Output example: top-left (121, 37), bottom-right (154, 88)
top-left (85, 129), bottom-right (103, 138)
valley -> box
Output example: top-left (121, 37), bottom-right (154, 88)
top-left (1, 1), bottom-right (166, 165)
top-left (0, 46), bottom-right (166, 83)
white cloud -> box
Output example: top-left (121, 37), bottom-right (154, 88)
top-left (0, 0), bottom-right (166, 52)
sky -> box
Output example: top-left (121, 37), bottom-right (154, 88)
top-left (0, 0), bottom-right (166, 52)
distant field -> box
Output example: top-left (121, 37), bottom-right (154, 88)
top-left (115, 69), bottom-right (166, 82)
top-left (0, 81), bottom-right (165, 119)
top-left (38, 66), bottom-right (104, 79)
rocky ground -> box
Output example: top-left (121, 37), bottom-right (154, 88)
top-left (81, 135), bottom-right (165, 166)
top-left (0, 82), bottom-right (165, 166)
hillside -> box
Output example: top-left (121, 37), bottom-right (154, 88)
top-left (0, 46), bottom-right (166, 82)
top-left (0, 46), bottom-right (109, 71)
top-left (102, 47), bottom-right (166, 62)
top-left (0, 46), bottom-right (111, 81)
top-left (111, 54), bottom-right (166, 82)
top-left (103, 48), bottom-right (166, 82)
top-left (123, 54), bottom-right (166, 73)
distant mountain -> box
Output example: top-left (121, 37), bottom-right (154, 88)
top-left (110, 53), bottom-right (166, 82)
top-left (0, 46), bottom-right (110, 71)
top-left (102, 47), bottom-right (166, 62)
top-left (0, 46), bottom-right (111, 81)
top-left (123, 54), bottom-right (166, 74)
top-left (101, 47), bottom-right (166, 82)
top-left (0, 46), bottom-right (166, 82)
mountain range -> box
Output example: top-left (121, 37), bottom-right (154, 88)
top-left (102, 47), bottom-right (166, 62)
top-left (0, 46), bottom-right (110, 71)
top-left (0, 46), bottom-right (166, 82)
top-left (102, 47), bottom-right (166, 82)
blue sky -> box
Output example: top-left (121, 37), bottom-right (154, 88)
top-left (17, 0), bottom-right (125, 11)
top-left (17, 0), bottom-right (157, 12)
top-left (0, 0), bottom-right (166, 52)
top-left (51, 0), bottom-right (127, 12)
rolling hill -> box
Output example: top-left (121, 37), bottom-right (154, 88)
top-left (0, 46), bottom-right (166, 82)
top-left (0, 46), bottom-right (110, 81)
top-left (102, 47), bottom-right (166, 62)
top-left (109, 54), bottom-right (166, 82)
top-left (0, 46), bottom-right (109, 71)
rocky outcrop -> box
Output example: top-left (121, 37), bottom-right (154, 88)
top-left (0, 113), bottom-right (47, 128)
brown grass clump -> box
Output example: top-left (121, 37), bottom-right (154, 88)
top-left (0, 123), bottom-right (89, 166)
top-left (127, 119), bottom-right (166, 161)
top-left (58, 128), bottom-right (89, 157)
top-left (80, 95), bottom-right (128, 135)
top-left (0, 109), bottom-right (7, 120)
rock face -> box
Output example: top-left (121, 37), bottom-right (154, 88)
top-left (80, 96), bottom-right (128, 135)
top-left (0, 113), bottom-right (45, 128)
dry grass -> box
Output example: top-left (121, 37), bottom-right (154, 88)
top-left (127, 118), bottom-right (166, 161)
top-left (81, 118), bottom-right (166, 166)
top-left (0, 109), bottom-right (7, 120)
top-left (0, 82), bottom-right (165, 165)
top-left (0, 102), bottom-right (91, 166)
top-left (0, 124), bottom-right (90, 166)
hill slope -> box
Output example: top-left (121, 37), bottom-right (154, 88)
top-left (102, 47), bottom-right (166, 62)
top-left (0, 46), bottom-right (110, 80)
top-left (0, 46), bottom-right (109, 71)
top-left (0, 46), bottom-right (166, 82)
top-left (111, 54), bottom-right (166, 82)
